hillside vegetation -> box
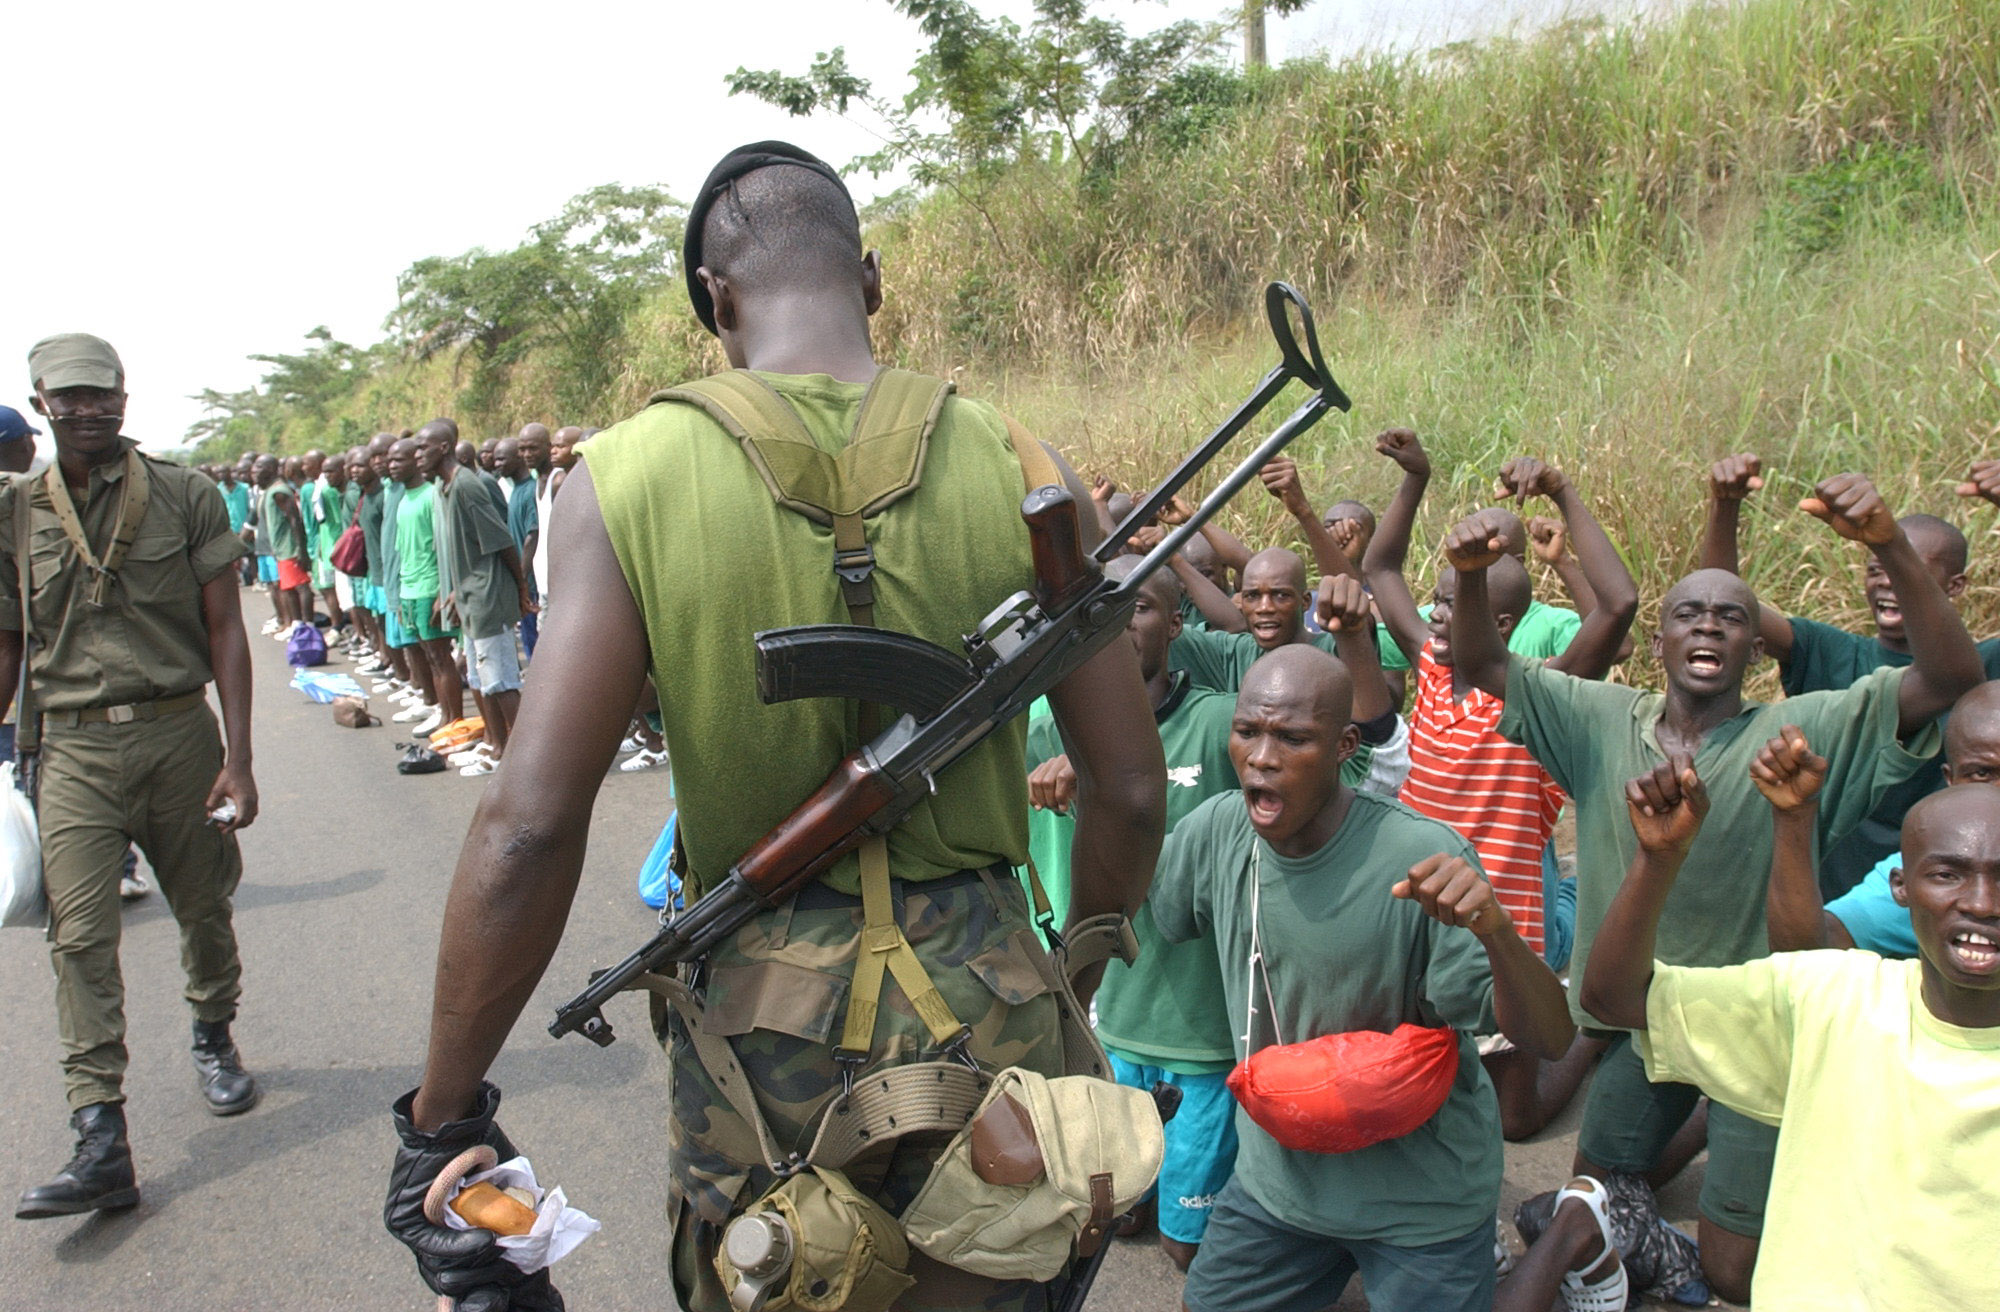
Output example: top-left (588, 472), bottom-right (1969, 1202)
top-left (197, 0), bottom-right (2000, 672)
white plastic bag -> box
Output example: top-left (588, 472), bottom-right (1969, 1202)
top-left (0, 762), bottom-right (45, 929)
top-left (439, 1155), bottom-right (600, 1273)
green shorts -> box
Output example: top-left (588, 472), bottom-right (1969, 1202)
top-left (1577, 1031), bottom-right (1778, 1236)
top-left (396, 594), bottom-right (458, 644)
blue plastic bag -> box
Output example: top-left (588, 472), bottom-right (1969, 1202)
top-left (639, 810), bottom-right (682, 911)
top-left (290, 669), bottom-right (366, 703)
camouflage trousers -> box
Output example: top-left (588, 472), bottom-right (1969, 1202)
top-left (662, 866), bottom-right (1067, 1312)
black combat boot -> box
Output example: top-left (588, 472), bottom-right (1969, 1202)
top-left (191, 1017), bottom-right (259, 1116)
top-left (15, 1103), bottom-right (140, 1219)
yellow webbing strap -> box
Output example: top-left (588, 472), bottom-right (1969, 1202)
top-left (838, 835), bottom-right (967, 1058)
top-left (1002, 415), bottom-right (1061, 493)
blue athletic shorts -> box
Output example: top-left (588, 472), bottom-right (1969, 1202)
top-left (1184, 1175), bottom-right (1494, 1312)
top-left (1108, 1054), bottom-right (1237, 1244)
top-left (256, 554), bottom-right (278, 584)
top-left (385, 604), bottom-right (414, 650)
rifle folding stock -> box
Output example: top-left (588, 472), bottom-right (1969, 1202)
top-left (551, 281), bottom-right (1348, 1046)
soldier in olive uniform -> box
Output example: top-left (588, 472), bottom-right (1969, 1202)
top-left (9, 334), bottom-right (261, 1222)
top-left (384, 143), bottom-right (1166, 1311)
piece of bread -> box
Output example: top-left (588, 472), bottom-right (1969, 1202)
top-left (449, 1181), bottom-right (537, 1236)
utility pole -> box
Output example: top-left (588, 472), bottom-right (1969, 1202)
top-left (1245, 0), bottom-right (1267, 70)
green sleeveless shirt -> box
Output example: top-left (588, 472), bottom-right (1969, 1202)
top-left (585, 371), bottom-right (1038, 896)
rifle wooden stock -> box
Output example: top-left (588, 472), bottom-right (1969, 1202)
top-left (1023, 486), bottom-right (1096, 614)
top-left (731, 752), bottom-right (900, 903)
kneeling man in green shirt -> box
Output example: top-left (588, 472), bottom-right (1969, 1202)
top-left (1445, 470), bottom-right (1983, 1303)
top-left (1152, 644), bottom-right (1573, 1312)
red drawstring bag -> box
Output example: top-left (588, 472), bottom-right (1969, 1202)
top-left (1227, 1024), bottom-right (1459, 1154)
top-left (1227, 844), bottom-right (1461, 1155)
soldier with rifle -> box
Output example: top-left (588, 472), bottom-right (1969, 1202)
top-left (383, 140), bottom-right (1343, 1311)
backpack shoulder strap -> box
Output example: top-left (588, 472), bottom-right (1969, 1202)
top-left (651, 368), bottom-right (953, 627)
top-left (1000, 415), bottom-right (1062, 493)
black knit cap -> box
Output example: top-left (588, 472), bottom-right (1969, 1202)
top-left (683, 140), bottom-right (855, 335)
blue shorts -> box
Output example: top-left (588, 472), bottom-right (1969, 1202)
top-left (1108, 1054), bottom-right (1237, 1244)
top-left (367, 582), bottom-right (387, 614)
top-left (256, 554), bottom-right (278, 584)
top-left (385, 605), bottom-right (413, 650)
top-left (1184, 1176), bottom-right (1494, 1312)
top-left (1542, 842), bottom-right (1577, 972)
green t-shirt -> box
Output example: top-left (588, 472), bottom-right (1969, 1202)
top-left (1497, 656), bottom-right (1939, 1025)
top-left (1152, 790), bottom-right (1500, 1245)
top-left (586, 371), bottom-right (1037, 896)
top-left (379, 484), bottom-right (405, 607)
top-left (266, 479), bottom-right (303, 561)
top-left (1378, 597), bottom-right (1581, 672)
top-left (1168, 626), bottom-right (1337, 692)
top-left (436, 469), bottom-right (521, 639)
top-left (1026, 677), bottom-right (1241, 1072)
top-left (315, 480), bottom-right (351, 561)
top-left (1780, 616), bottom-right (2000, 894)
top-left (394, 481), bottom-right (440, 599)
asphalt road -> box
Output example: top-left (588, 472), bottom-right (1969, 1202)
top-left (0, 621), bottom-right (1724, 1311)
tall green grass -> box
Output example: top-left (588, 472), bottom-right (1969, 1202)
top-left (282, 0), bottom-right (2000, 686)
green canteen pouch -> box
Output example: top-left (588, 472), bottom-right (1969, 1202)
top-left (899, 1067), bottom-right (1165, 1281)
top-left (714, 1165), bottom-right (915, 1312)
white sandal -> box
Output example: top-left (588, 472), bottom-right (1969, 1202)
top-left (1556, 1175), bottom-right (1629, 1312)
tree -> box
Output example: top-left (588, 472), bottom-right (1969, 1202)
top-left (385, 183), bottom-right (685, 412)
top-left (727, 0), bottom-right (1229, 193)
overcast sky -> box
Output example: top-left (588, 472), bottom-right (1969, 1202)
top-left (8, 0), bottom-right (1647, 450)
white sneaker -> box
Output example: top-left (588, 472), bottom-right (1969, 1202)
top-left (392, 702), bottom-right (436, 724)
top-left (120, 871), bottom-right (152, 901)
top-left (458, 757), bottom-right (497, 777)
top-left (619, 747), bottom-right (669, 773)
top-left (413, 707), bottom-right (446, 735)
top-left (447, 744), bottom-right (496, 767)
top-left (357, 659), bottom-right (388, 676)
top-left (371, 679), bottom-right (399, 693)
top-left (259, 618), bottom-right (281, 636)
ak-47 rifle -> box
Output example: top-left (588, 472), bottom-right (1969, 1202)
top-left (551, 282), bottom-right (1349, 1046)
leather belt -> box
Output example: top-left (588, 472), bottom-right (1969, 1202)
top-left (46, 690), bottom-right (205, 729)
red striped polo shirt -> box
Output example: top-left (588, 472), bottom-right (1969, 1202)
top-left (1399, 648), bottom-right (1566, 954)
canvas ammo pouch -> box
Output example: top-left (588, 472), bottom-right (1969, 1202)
top-left (900, 1066), bottom-right (1164, 1282)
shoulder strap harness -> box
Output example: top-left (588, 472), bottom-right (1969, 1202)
top-left (646, 370), bottom-right (1116, 1157)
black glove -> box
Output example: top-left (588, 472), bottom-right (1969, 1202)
top-left (385, 1082), bottom-right (565, 1312)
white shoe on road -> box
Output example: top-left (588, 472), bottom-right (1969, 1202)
top-left (392, 702), bottom-right (435, 724)
top-left (619, 747), bottom-right (669, 773)
top-left (412, 707), bottom-right (446, 735)
top-left (458, 757), bottom-right (497, 777)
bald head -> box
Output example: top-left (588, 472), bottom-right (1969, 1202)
top-left (1903, 785), bottom-right (2000, 868)
top-left (518, 422), bottom-right (549, 443)
top-left (1901, 514), bottom-right (1969, 577)
top-left (1106, 553), bottom-right (1181, 611)
top-left (1662, 568), bottom-right (1760, 624)
top-left (1945, 680), bottom-right (2000, 771)
top-left (700, 163), bottom-right (863, 299)
top-left (417, 418), bottom-right (459, 445)
top-left (1488, 553), bottom-right (1534, 625)
top-left (1243, 547), bottom-right (1309, 594)
top-left (1239, 643), bottom-right (1353, 729)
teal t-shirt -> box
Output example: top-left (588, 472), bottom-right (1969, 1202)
top-left (1497, 657), bottom-right (1938, 1025)
top-left (221, 481), bottom-right (250, 534)
top-left (1379, 598), bottom-right (1581, 672)
top-left (395, 481), bottom-right (440, 598)
top-left (1824, 851), bottom-right (1919, 957)
top-left (1152, 789), bottom-right (1501, 1245)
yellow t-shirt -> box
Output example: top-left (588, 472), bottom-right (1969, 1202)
top-left (1639, 951), bottom-right (2000, 1311)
